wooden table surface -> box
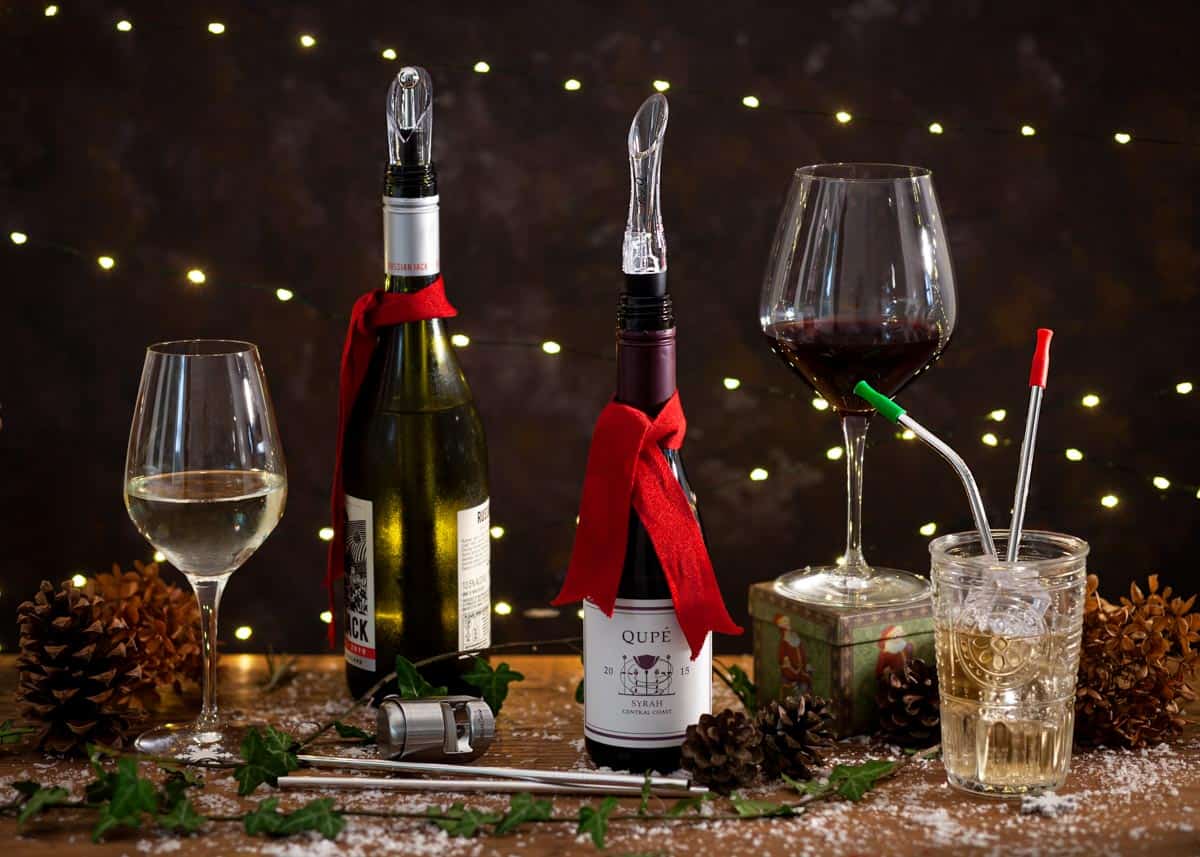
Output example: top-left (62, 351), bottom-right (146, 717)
top-left (2, 654), bottom-right (1197, 856)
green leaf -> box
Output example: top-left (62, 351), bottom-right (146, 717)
top-left (494, 792), bottom-right (553, 835)
top-left (427, 802), bottom-right (503, 837)
top-left (156, 798), bottom-right (205, 834)
top-left (395, 655), bottom-right (448, 698)
top-left (574, 678), bottom-right (585, 704)
top-left (714, 662), bottom-right (758, 713)
top-left (666, 792), bottom-right (714, 816)
top-left (244, 797), bottom-right (345, 840)
top-left (577, 796), bottom-right (618, 849)
top-left (638, 772), bottom-right (652, 816)
top-left (233, 726), bottom-right (299, 796)
top-left (158, 763), bottom-right (204, 810)
top-left (333, 721), bottom-right (375, 743)
top-left (0, 719), bottom-right (36, 745)
top-left (828, 759), bottom-right (899, 801)
top-left (14, 783), bottom-right (68, 828)
top-left (729, 795), bottom-right (796, 818)
top-left (781, 772), bottom-right (828, 797)
top-left (243, 798), bottom-right (284, 836)
top-left (462, 658), bottom-right (525, 715)
top-left (93, 757), bottom-right (159, 842)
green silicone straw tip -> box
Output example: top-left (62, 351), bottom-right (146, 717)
top-left (853, 380), bottom-right (906, 423)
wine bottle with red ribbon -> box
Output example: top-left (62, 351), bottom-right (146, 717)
top-left (554, 94), bottom-right (741, 772)
top-left (331, 67), bottom-right (490, 700)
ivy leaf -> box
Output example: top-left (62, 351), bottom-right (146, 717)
top-left (93, 757), bottom-right (159, 842)
top-left (244, 797), bottom-right (345, 840)
top-left (0, 719), bottom-right (36, 745)
top-left (781, 772), bottom-right (828, 797)
top-left (233, 726), bottom-right (299, 796)
top-left (828, 759), bottom-right (899, 801)
top-left (494, 792), bottom-right (553, 835)
top-left (13, 782), bottom-right (69, 829)
top-left (574, 678), bottom-right (585, 704)
top-left (463, 658), bottom-right (525, 715)
top-left (159, 764), bottom-right (204, 810)
top-left (395, 655), bottom-right (448, 698)
top-left (333, 721), bottom-right (375, 744)
top-left (577, 796), bottom-right (618, 848)
top-left (638, 772), bottom-right (652, 816)
top-left (714, 662), bottom-right (758, 713)
top-left (729, 796), bottom-right (796, 818)
top-left (666, 792), bottom-right (714, 816)
top-left (427, 802), bottom-right (502, 837)
top-left (156, 797), bottom-right (205, 834)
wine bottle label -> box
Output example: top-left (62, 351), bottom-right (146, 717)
top-left (457, 498), bottom-right (491, 650)
top-left (383, 195), bottom-right (440, 276)
top-left (343, 494), bottom-right (376, 671)
top-left (583, 597), bottom-right (712, 748)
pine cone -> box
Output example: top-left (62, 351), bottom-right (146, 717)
top-left (16, 580), bottom-right (150, 755)
top-left (93, 561), bottom-right (201, 693)
top-left (757, 694), bottom-right (835, 780)
top-left (1075, 574), bottom-right (1199, 749)
top-left (681, 709), bottom-right (763, 793)
top-left (876, 658), bottom-right (940, 748)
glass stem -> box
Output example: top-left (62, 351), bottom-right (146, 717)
top-left (841, 414), bottom-right (871, 571)
top-left (189, 575), bottom-right (228, 731)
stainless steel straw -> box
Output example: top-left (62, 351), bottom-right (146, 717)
top-left (297, 753), bottom-right (695, 793)
top-left (1005, 329), bottom-right (1053, 562)
top-left (279, 774), bottom-right (702, 797)
top-left (853, 381), bottom-right (997, 558)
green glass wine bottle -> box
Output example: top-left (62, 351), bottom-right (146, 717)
top-left (342, 66), bottom-right (490, 699)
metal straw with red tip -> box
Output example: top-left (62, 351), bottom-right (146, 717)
top-left (1005, 328), bottom-right (1054, 561)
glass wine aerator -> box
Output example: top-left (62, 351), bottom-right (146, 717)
top-left (623, 93), bottom-right (668, 276)
top-left (388, 65), bottom-right (433, 166)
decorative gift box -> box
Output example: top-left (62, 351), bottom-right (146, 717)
top-left (749, 581), bottom-right (934, 737)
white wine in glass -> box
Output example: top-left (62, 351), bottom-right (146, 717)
top-left (124, 340), bottom-right (286, 761)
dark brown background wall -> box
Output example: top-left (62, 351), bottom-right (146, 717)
top-left (1, 0), bottom-right (1197, 653)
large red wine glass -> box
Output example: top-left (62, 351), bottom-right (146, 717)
top-left (759, 164), bottom-right (956, 607)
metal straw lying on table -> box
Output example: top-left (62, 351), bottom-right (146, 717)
top-left (280, 774), bottom-right (701, 797)
top-left (295, 753), bottom-right (702, 796)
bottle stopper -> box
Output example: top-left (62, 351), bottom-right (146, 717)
top-left (376, 695), bottom-right (495, 762)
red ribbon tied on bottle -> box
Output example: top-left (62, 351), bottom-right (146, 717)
top-left (553, 392), bottom-right (742, 659)
top-left (325, 277), bottom-right (457, 646)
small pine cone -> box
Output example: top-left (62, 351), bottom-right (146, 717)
top-left (876, 658), bottom-right (941, 748)
top-left (16, 580), bottom-right (151, 755)
top-left (94, 561), bottom-right (201, 694)
top-left (757, 694), bottom-right (836, 781)
top-left (681, 709), bottom-right (763, 793)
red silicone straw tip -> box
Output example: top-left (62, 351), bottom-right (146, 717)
top-left (1029, 328), bottom-right (1054, 387)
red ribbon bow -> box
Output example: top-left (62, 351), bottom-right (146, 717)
top-left (325, 277), bottom-right (457, 646)
top-left (553, 392), bottom-right (742, 658)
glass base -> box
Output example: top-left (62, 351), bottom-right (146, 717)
top-left (775, 565), bottom-right (930, 608)
top-left (134, 719), bottom-right (260, 765)
top-left (945, 771), bottom-right (1061, 799)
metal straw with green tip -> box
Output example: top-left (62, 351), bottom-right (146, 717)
top-left (853, 381), bottom-right (997, 558)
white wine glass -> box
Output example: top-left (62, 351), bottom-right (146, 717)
top-left (124, 340), bottom-right (286, 761)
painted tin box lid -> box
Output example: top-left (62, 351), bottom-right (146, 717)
top-left (748, 581), bottom-right (932, 646)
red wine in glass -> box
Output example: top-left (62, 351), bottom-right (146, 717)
top-left (764, 318), bottom-right (946, 415)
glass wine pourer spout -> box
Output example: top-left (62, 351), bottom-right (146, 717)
top-left (623, 93), bottom-right (668, 275)
top-left (387, 65), bottom-right (433, 167)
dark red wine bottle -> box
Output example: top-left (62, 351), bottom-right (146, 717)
top-left (583, 94), bottom-right (711, 773)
